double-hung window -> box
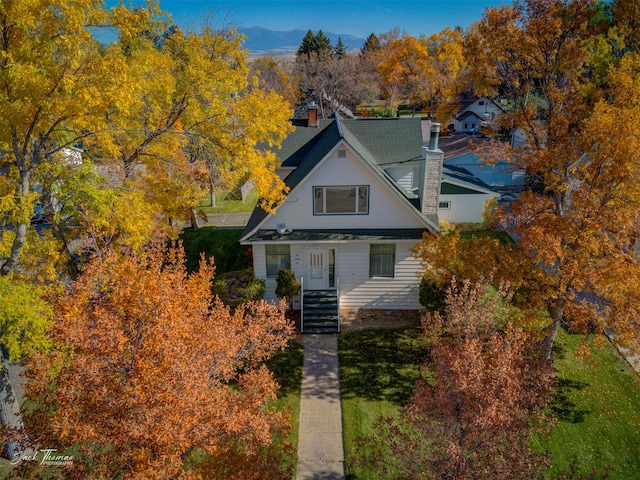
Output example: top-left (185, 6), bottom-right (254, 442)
top-left (369, 244), bottom-right (395, 278)
top-left (265, 244), bottom-right (290, 277)
top-left (314, 186), bottom-right (369, 215)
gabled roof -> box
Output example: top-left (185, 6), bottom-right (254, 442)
top-left (456, 92), bottom-right (505, 114)
top-left (456, 110), bottom-right (483, 122)
top-left (242, 117), bottom-right (438, 239)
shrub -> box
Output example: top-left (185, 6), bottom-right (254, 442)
top-left (419, 275), bottom-right (446, 312)
top-left (213, 269), bottom-right (265, 308)
top-left (179, 228), bottom-right (250, 274)
top-left (275, 269), bottom-right (300, 310)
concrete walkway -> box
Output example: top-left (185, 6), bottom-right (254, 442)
top-left (296, 335), bottom-right (345, 480)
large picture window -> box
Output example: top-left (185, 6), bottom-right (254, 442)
top-left (314, 186), bottom-right (369, 215)
top-left (266, 244), bottom-right (290, 277)
top-left (369, 244), bottom-right (395, 278)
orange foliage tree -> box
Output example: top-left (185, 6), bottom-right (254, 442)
top-left (459, 0), bottom-right (640, 358)
top-left (21, 241), bottom-right (294, 479)
top-left (361, 277), bottom-right (554, 479)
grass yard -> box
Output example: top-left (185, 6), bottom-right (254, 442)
top-left (535, 329), bottom-right (640, 479)
top-left (338, 325), bottom-right (640, 480)
top-left (338, 326), bottom-right (427, 479)
top-left (265, 340), bottom-right (304, 478)
top-left (198, 189), bottom-right (258, 215)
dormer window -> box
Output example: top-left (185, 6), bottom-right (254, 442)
top-left (314, 186), bottom-right (369, 215)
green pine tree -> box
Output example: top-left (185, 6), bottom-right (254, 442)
top-left (297, 29), bottom-right (317, 58)
top-left (334, 37), bottom-right (347, 59)
top-left (315, 30), bottom-right (332, 58)
top-left (361, 32), bottom-right (380, 58)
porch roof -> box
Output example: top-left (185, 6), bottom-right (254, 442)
top-left (242, 228), bottom-right (428, 243)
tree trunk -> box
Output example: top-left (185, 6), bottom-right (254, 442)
top-left (189, 208), bottom-right (200, 229)
top-left (1, 173), bottom-right (31, 276)
top-left (541, 301), bottom-right (564, 360)
top-left (48, 217), bottom-right (81, 281)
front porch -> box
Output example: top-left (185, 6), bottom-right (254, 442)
top-left (301, 289), bottom-right (340, 334)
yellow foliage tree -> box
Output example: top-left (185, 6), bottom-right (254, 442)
top-left (0, 0), bottom-right (127, 276)
top-left (0, 1), bottom-right (293, 278)
top-left (375, 28), bottom-right (465, 122)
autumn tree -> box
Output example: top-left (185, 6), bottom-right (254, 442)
top-left (0, 277), bottom-right (52, 361)
top-left (0, 1), bottom-right (293, 279)
top-left (92, 8), bottom-right (293, 235)
top-left (250, 55), bottom-right (297, 108)
top-left (375, 28), bottom-right (465, 121)
top-left (294, 32), bottom-right (365, 118)
top-left (461, 0), bottom-right (640, 358)
top-left (413, 231), bottom-right (553, 331)
top-left (22, 241), bottom-right (294, 479)
top-left (0, 0), bottom-right (127, 277)
top-left (361, 277), bottom-right (554, 479)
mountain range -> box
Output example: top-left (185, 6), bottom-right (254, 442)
top-left (238, 27), bottom-right (365, 57)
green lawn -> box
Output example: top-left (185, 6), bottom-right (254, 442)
top-left (338, 326), bottom-right (427, 479)
top-left (338, 325), bottom-right (640, 480)
top-left (535, 329), bottom-right (640, 479)
top-left (266, 340), bottom-right (304, 478)
top-left (197, 189), bottom-right (259, 215)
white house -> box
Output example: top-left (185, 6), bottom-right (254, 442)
top-left (438, 164), bottom-right (500, 224)
top-left (449, 94), bottom-right (505, 134)
top-left (241, 110), bottom-right (497, 332)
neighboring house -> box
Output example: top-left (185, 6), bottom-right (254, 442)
top-left (449, 93), bottom-right (505, 134)
top-left (241, 108), bottom-right (497, 331)
top-left (441, 139), bottom-right (525, 202)
top-left (439, 164), bottom-right (500, 224)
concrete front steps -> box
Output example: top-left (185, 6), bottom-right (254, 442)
top-left (301, 290), bottom-right (340, 334)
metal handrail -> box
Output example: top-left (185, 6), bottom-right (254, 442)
top-left (337, 277), bottom-right (341, 332)
top-left (300, 276), bottom-right (304, 333)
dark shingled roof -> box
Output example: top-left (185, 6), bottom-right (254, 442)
top-left (242, 117), bottom-right (450, 239)
top-left (243, 228), bottom-right (428, 243)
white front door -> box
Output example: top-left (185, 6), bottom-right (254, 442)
top-left (306, 248), bottom-right (327, 290)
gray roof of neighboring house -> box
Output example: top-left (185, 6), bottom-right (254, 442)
top-left (456, 92), bottom-right (505, 113)
top-left (442, 163), bottom-right (496, 194)
top-left (455, 110), bottom-right (483, 122)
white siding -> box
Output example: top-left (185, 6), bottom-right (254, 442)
top-left (439, 192), bottom-right (498, 224)
top-left (255, 240), bottom-right (423, 309)
top-left (255, 243), bottom-right (305, 303)
top-left (261, 144), bottom-right (426, 231)
top-left (385, 165), bottom-right (415, 195)
top-left (337, 241), bottom-right (422, 309)
top-left (463, 99), bottom-right (503, 120)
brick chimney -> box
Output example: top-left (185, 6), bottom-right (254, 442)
top-left (307, 102), bottom-right (319, 128)
top-left (418, 122), bottom-right (443, 217)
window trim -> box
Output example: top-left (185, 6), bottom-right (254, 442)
top-left (369, 243), bottom-right (395, 278)
top-left (265, 244), bottom-right (291, 278)
top-left (439, 201), bottom-right (451, 210)
top-left (313, 185), bottom-right (369, 215)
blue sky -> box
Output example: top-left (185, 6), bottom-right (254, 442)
top-left (107, 1), bottom-right (508, 38)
